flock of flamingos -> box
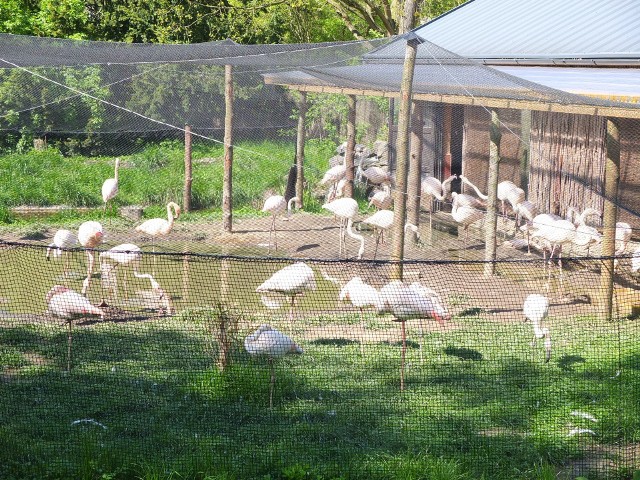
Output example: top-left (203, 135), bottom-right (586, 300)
top-left (39, 153), bottom-right (639, 387)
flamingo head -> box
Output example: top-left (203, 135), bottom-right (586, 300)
top-left (430, 301), bottom-right (451, 326)
top-left (290, 343), bottom-right (304, 354)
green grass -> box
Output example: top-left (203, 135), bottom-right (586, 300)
top-left (0, 138), bottom-right (354, 226)
top-left (0, 310), bottom-right (638, 479)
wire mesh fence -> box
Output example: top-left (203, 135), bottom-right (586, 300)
top-left (1, 240), bottom-right (639, 479)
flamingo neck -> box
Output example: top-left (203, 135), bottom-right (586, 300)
top-left (114, 159), bottom-right (120, 181)
top-left (461, 176), bottom-right (488, 200)
top-left (346, 218), bottom-right (365, 259)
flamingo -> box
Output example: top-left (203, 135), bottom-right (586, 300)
top-left (615, 222), bottom-right (632, 256)
top-left (513, 200), bottom-right (538, 252)
top-left (46, 229), bottom-right (78, 276)
top-left (631, 246), bottom-right (640, 273)
top-left (339, 276), bottom-right (380, 355)
top-left (99, 243), bottom-right (152, 301)
top-left (77, 221), bottom-right (104, 296)
top-left (523, 294), bottom-right (551, 363)
top-left (244, 324), bottom-right (303, 408)
top-left (256, 262), bottom-right (317, 323)
top-left (261, 195), bottom-right (298, 252)
top-left (376, 280), bottom-right (449, 390)
top-left (450, 192), bottom-right (484, 246)
top-left (322, 197), bottom-right (365, 259)
top-left (568, 207), bottom-right (602, 256)
top-left (361, 210), bottom-right (420, 259)
top-left (135, 201), bottom-right (180, 271)
top-left (320, 163), bottom-right (346, 200)
top-left (101, 158), bottom-right (120, 213)
top-left (46, 285), bottom-right (104, 371)
top-left (421, 174), bottom-right (456, 229)
top-left (459, 176), bottom-right (524, 218)
top-left (368, 184), bottom-right (392, 210)
top-left (361, 165), bottom-right (391, 185)
top-left (326, 177), bottom-right (348, 203)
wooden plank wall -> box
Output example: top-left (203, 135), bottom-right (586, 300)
top-left (617, 118), bottom-right (640, 229)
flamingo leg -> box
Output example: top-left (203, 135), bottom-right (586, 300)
top-left (400, 320), bottom-right (406, 392)
top-left (418, 320), bottom-right (424, 364)
top-left (81, 251), bottom-right (95, 296)
top-left (373, 230), bottom-right (381, 260)
top-left (67, 320), bottom-right (73, 372)
top-left (359, 308), bottom-right (366, 357)
top-left (269, 357), bottom-right (275, 409)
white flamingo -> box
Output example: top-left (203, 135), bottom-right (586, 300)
top-left (261, 195), bottom-right (299, 252)
top-left (450, 192), bottom-right (484, 246)
top-left (244, 324), bottom-right (303, 408)
top-left (99, 243), bottom-right (153, 301)
top-left (46, 229), bottom-right (78, 275)
top-left (101, 158), bottom-right (120, 213)
top-left (421, 174), bottom-right (456, 229)
top-left (135, 201), bottom-right (180, 271)
top-left (568, 207), bottom-right (602, 255)
top-left (361, 165), bottom-right (391, 185)
top-left (523, 294), bottom-right (551, 363)
top-left (368, 184), bottom-right (392, 210)
top-left (339, 276), bottom-right (380, 355)
top-left (46, 285), bottom-right (104, 371)
top-left (322, 197), bottom-right (365, 259)
top-left (513, 200), bottom-right (538, 252)
top-left (362, 210), bottom-right (420, 259)
top-left (256, 262), bottom-right (317, 323)
top-left (77, 221), bottom-right (104, 296)
top-left (320, 163), bottom-right (346, 200)
top-left (460, 176), bottom-right (524, 218)
top-left (376, 280), bottom-right (450, 390)
top-left (615, 222), bottom-right (632, 256)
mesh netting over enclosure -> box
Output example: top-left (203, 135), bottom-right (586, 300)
top-left (1, 33), bottom-right (640, 479)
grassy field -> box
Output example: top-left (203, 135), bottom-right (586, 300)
top-left (0, 138), bottom-right (353, 226)
top-left (1, 306), bottom-right (638, 480)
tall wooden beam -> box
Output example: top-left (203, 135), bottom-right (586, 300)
top-left (442, 104), bottom-right (453, 178)
top-left (519, 110), bottom-right (531, 195)
top-left (407, 100), bottom-right (424, 242)
top-left (344, 94), bottom-right (357, 198)
top-left (183, 125), bottom-right (192, 213)
top-left (390, 34), bottom-right (420, 280)
top-left (222, 64), bottom-right (234, 232)
top-left (484, 110), bottom-right (501, 277)
top-left (599, 118), bottom-right (620, 321)
top-left (295, 92), bottom-right (307, 208)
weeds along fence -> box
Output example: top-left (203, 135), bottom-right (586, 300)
top-left (0, 241), bottom-right (639, 479)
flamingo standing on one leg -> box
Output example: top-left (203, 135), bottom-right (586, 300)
top-left (322, 197), bottom-right (365, 259)
top-left (450, 192), bottom-right (485, 246)
top-left (46, 229), bottom-right (78, 276)
top-left (46, 285), bottom-right (104, 371)
top-left (78, 221), bottom-right (104, 296)
top-left (339, 276), bottom-right (380, 355)
top-left (261, 195), bottom-right (298, 252)
top-left (102, 158), bottom-right (120, 214)
top-left (256, 262), bottom-right (317, 326)
top-left (376, 280), bottom-right (450, 390)
top-left (135, 201), bottom-right (180, 273)
top-left (421, 174), bottom-right (456, 231)
top-left (244, 324), bottom-right (303, 408)
top-left (523, 294), bottom-right (551, 363)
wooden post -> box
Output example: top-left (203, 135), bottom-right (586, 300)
top-left (519, 110), bottom-right (531, 196)
top-left (407, 100), bottom-right (424, 242)
top-left (484, 110), bottom-right (501, 277)
top-left (183, 125), bottom-right (192, 213)
top-left (223, 64), bottom-right (234, 232)
top-left (295, 92), bottom-right (307, 209)
top-left (344, 94), bottom-right (357, 198)
top-left (390, 34), bottom-right (420, 280)
top-left (599, 119), bottom-right (620, 321)
top-left (442, 104), bottom-right (453, 178)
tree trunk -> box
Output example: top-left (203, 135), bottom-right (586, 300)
top-left (344, 95), bottom-right (357, 198)
top-left (401, 0), bottom-right (418, 34)
top-left (407, 100), bottom-right (424, 242)
top-left (183, 125), bottom-right (192, 213)
top-left (390, 34), bottom-right (420, 280)
top-left (484, 110), bottom-right (501, 277)
top-left (295, 92), bottom-right (307, 209)
top-left (599, 119), bottom-right (620, 320)
top-left (223, 65), bottom-right (234, 232)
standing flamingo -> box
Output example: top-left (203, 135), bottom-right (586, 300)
top-left (322, 197), bottom-right (365, 259)
top-left (368, 184), bottom-right (392, 210)
top-left (421, 174), bottom-right (456, 230)
top-left (459, 176), bottom-right (524, 219)
top-left (46, 229), bottom-right (78, 276)
top-left (261, 195), bottom-right (298, 252)
top-left (244, 324), bottom-right (303, 408)
top-left (339, 276), bottom-right (380, 355)
top-left (568, 207), bottom-right (602, 256)
top-left (513, 200), bottom-right (539, 252)
top-left (99, 243), bottom-right (153, 301)
top-left (77, 221), bottom-right (104, 296)
top-left (101, 158), bottom-right (120, 214)
top-left (376, 280), bottom-right (449, 390)
top-left (256, 262), bottom-right (317, 324)
top-left (46, 285), bottom-right (104, 371)
top-left (361, 165), bottom-right (391, 185)
top-left (362, 209), bottom-right (394, 259)
top-left (523, 294), bottom-right (551, 363)
top-left (450, 192), bottom-right (485, 246)
top-left (135, 202), bottom-right (180, 271)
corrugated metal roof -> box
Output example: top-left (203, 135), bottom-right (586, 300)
top-left (367, 0), bottom-right (640, 64)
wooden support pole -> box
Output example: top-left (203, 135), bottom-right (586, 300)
top-left (183, 125), bottom-right (192, 213)
top-left (390, 34), bottom-right (420, 280)
top-left (295, 92), bottom-right (307, 209)
top-left (519, 110), bottom-right (531, 196)
top-left (599, 119), bottom-right (620, 321)
top-left (407, 100), bottom-right (424, 242)
top-left (222, 64), bottom-right (234, 232)
top-left (484, 110), bottom-right (501, 277)
top-left (442, 104), bottom-right (453, 178)
top-left (344, 94), bottom-right (357, 199)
